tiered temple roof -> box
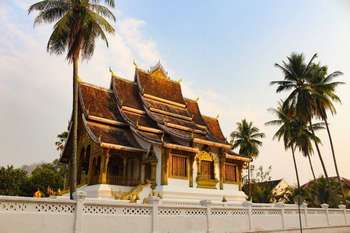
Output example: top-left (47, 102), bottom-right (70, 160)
top-left (61, 64), bottom-right (249, 162)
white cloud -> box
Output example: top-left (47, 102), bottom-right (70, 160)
top-left (0, 3), bottom-right (162, 166)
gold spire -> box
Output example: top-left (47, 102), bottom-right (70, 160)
top-left (133, 59), bottom-right (138, 68)
top-left (109, 67), bottom-right (117, 77)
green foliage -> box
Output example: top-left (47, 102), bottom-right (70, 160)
top-left (303, 177), bottom-right (342, 208)
top-left (254, 165), bottom-right (272, 183)
top-left (29, 160), bottom-right (66, 196)
top-left (282, 177), bottom-right (344, 208)
top-left (0, 160), bottom-right (67, 197)
top-left (230, 119), bottom-right (265, 158)
top-left (0, 166), bottom-right (29, 196)
top-left (243, 166), bottom-right (280, 203)
top-left (55, 131), bottom-right (68, 152)
top-left (28, 0), bottom-right (116, 61)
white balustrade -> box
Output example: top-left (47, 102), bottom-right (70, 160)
top-left (0, 195), bottom-right (349, 233)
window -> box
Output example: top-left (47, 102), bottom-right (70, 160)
top-left (224, 163), bottom-right (237, 182)
top-left (171, 155), bottom-right (187, 177)
top-left (201, 160), bottom-right (214, 179)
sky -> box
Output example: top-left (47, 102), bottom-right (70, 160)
top-left (0, 0), bottom-right (350, 185)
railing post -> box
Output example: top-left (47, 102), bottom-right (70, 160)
top-left (147, 196), bottom-right (160, 233)
top-left (275, 202), bottom-right (285, 230)
top-left (243, 201), bottom-right (253, 232)
top-left (302, 202), bottom-right (308, 228)
top-left (200, 200), bottom-right (213, 233)
top-left (73, 191), bottom-right (87, 233)
top-left (339, 204), bottom-right (347, 225)
top-left (321, 203), bottom-right (329, 226)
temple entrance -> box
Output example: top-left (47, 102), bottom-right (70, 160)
top-left (107, 155), bottom-right (140, 186)
top-left (200, 160), bottom-right (215, 180)
top-left (196, 151), bottom-right (218, 189)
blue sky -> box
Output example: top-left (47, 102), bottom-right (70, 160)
top-left (0, 0), bottom-right (350, 184)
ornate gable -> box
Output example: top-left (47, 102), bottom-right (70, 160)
top-left (149, 62), bottom-right (169, 80)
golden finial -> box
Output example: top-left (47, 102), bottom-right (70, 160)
top-left (133, 59), bottom-right (138, 68)
top-left (109, 67), bottom-right (116, 77)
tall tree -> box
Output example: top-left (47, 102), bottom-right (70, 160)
top-left (265, 103), bottom-right (304, 233)
top-left (29, 0), bottom-right (116, 199)
top-left (55, 131), bottom-right (68, 152)
top-left (230, 119), bottom-right (265, 200)
top-left (294, 120), bottom-right (323, 181)
top-left (271, 53), bottom-right (329, 181)
top-left (0, 166), bottom-right (29, 196)
top-left (308, 63), bottom-right (346, 201)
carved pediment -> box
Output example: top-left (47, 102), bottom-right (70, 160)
top-left (197, 151), bottom-right (214, 161)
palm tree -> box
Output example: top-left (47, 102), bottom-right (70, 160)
top-left (29, 0), bottom-right (116, 199)
top-left (271, 53), bottom-right (329, 181)
top-left (265, 103), bottom-right (304, 232)
top-left (55, 131), bottom-right (68, 152)
top-left (293, 118), bottom-right (323, 181)
top-left (308, 63), bottom-right (346, 201)
top-left (230, 119), bottom-right (265, 200)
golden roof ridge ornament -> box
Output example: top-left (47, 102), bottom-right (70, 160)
top-left (133, 59), bottom-right (138, 68)
top-left (149, 60), bottom-right (169, 80)
top-left (109, 67), bottom-right (117, 77)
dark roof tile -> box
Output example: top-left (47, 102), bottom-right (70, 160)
top-left (137, 69), bottom-right (185, 104)
top-left (79, 82), bottom-right (123, 122)
top-left (202, 115), bottom-right (227, 142)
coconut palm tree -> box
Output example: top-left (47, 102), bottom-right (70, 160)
top-left (265, 103), bottom-right (304, 232)
top-left (308, 63), bottom-right (346, 201)
top-left (230, 119), bottom-right (265, 200)
top-left (55, 131), bottom-right (68, 152)
top-left (271, 53), bottom-right (329, 181)
top-left (29, 0), bottom-right (116, 199)
top-left (293, 119), bottom-right (323, 181)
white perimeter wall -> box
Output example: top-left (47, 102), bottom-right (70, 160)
top-left (0, 195), bottom-right (349, 233)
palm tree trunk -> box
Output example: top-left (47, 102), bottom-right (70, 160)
top-left (291, 146), bottom-right (303, 233)
top-left (307, 154), bottom-right (316, 181)
top-left (69, 55), bottom-right (79, 200)
top-left (248, 163), bottom-right (252, 201)
top-left (323, 116), bottom-right (346, 202)
top-left (308, 119), bottom-right (329, 181)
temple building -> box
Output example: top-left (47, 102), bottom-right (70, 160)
top-left (61, 63), bottom-right (250, 203)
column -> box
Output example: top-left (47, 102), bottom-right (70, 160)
top-left (302, 202), bottom-right (308, 228)
top-left (161, 148), bottom-right (168, 185)
top-left (339, 204), bottom-right (347, 224)
top-left (139, 158), bottom-right (145, 184)
top-left (146, 196), bottom-right (160, 233)
top-left (200, 200), bottom-right (213, 233)
top-left (275, 202), bottom-right (285, 230)
top-left (243, 201), bottom-right (253, 232)
top-left (321, 203), bottom-right (330, 226)
top-left (150, 160), bottom-right (157, 186)
top-left (87, 154), bottom-right (95, 185)
top-left (122, 157), bottom-right (127, 177)
top-left (99, 149), bottom-right (110, 184)
top-left (219, 156), bottom-right (225, 190)
top-left (73, 191), bottom-right (87, 233)
top-left (187, 155), bottom-right (194, 187)
top-left (196, 157), bottom-right (201, 176)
